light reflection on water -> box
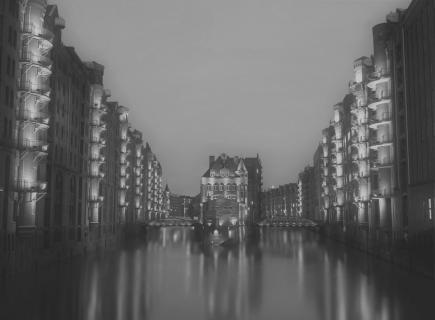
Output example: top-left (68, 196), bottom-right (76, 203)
top-left (1, 228), bottom-right (434, 320)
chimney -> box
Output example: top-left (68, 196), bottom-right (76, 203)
top-left (209, 156), bottom-right (215, 167)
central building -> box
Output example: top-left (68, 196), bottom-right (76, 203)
top-left (201, 154), bottom-right (249, 226)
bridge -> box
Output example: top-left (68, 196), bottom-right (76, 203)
top-left (257, 217), bottom-right (317, 228)
top-left (147, 216), bottom-right (196, 227)
top-left (146, 216), bottom-right (318, 228)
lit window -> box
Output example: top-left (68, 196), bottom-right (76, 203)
top-left (428, 198), bottom-right (433, 221)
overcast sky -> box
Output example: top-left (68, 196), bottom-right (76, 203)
top-left (54, 0), bottom-right (411, 196)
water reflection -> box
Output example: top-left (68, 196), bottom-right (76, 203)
top-left (0, 228), bottom-right (434, 320)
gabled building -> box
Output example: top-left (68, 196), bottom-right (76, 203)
top-left (201, 153), bottom-right (249, 226)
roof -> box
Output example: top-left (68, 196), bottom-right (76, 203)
top-left (202, 153), bottom-right (247, 178)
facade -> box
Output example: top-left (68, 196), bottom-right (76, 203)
top-left (144, 142), bottom-right (164, 220)
top-left (163, 184), bottom-right (171, 217)
top-left (312, 3), bottom-right (435, 277)
top-left (116, 103), bottom-right (129, 224)
top-left (201, 154), bottom-right (249, 226)
top-left (0, 1), bottom-right (168, 274)
top-left (312, 145), bottom-right (323, 222)
top-left (397, 0), bottom-right (435, 276)
top-left (0, 0), bottom-right (20, 259)
top-left (170, 194), bottom-right (193, 217)
top-left (244, 155), bottom-right (263, 223)
top-left (125, 129), bottom-right (145, 225)
top-left (298, 166), bottom-right (316, 220)
top-left (262, 183), bottom-right (298, 220)
top-left (102, 101), bottom-right (122, 237)
top-left (44, 6), bottom-right (89, 253)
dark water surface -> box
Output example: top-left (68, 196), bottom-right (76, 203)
top-left (1, 228), bottom-right (434, 320)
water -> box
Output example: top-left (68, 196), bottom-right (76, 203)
top-left (1, 227), bottom-right (434, 320)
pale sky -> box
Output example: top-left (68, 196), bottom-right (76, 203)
top-left (53, 0), bottom-right (411, 196)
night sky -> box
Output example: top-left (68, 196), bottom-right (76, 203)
top-left (54, 0), bottom-right (411, 196)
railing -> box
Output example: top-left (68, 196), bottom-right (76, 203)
top-left (20, 51), bottom-right (52, 68)
top-left (88, 196), bottom-right (104, 203)
top-left (369, 112), bottom-right (392, 127)
top-left (16, 138), bottom-right (48, 152)
top-left (22, 24), bottom-right (54, 42)
top-left (371, 190), bottom-right (391, 198)
top-left (13, 179), bottom-right (47, 192)
top-left (371, 159), bottom-right (393, 169)
top-left (18, 80), bottom-right (51, 97)
top-left (16, 109), bottom-right (50, 124)
top-left (369, 137), bottom-right (393, 148)
top-left (368, 96), bottom-right (391, 109)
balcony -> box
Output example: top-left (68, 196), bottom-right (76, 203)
top-left (90, 137), bottom-right (106, 145)
top-left (16, 139), bottom-right (49, 153)
top-left (371, 190), bottom-right (391, 199)
top-left (20, 52), bottom-right (52, 72)
top-left (369, 137), bottom-right (393, 149)
top-left (90, 121), bottom-right (106, 130)
top-left (90, 103), bottom-right (107, 114)
top-left (89, 170), bottom-right (105, 179)
top-left (371, 160), bottom-right (394, 170)
top-left (13, 179), bottom-right (47, 193)
top-left (368, 113), bottom-right (392, 129)
top-left (22, 24), bottom-right (54, 43)
top-left (18, 81), bottom-right (51, 99)
top-left (90, 155), bottom-right (105, 163)
top-left (89, 196), bottom-right (104, 203)
top-left (119, 202), bottom-right (129, 208)
top-left (367, 72), bottom-right (391, 89)
top-left (16, 109), bottom-right (50, 126)
top-left (368, 97), bottom-right (391, 110)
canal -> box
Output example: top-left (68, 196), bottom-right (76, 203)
top-left (1, 227), bottom-right (434, 320)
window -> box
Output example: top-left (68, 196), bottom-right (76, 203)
top-left (8, 88), bottom-right (13, 107)
top-left (6, 55), bottom-right (10, 75)
top-left (428, 198), bottom-right (432, 221)
top-left (5, 86), bottom-right (9, 105)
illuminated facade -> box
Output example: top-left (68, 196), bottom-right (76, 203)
top-left (163, 184), bottom-right (171, 218)
top-left (317, 13), bottom-right (406, 262)
top-left (144, 142), bottom-right (164, 220)
top-left (0, 0), bottom-right (168, 272)
top-left (14, 0), bottom-right (54, 236)
top-left (115, 104), bottom-right (129, 224)
top-left (126, 129), bottom-right (145, 224)
top-left (201, 154), bottom-right (249, 226)
top-left (85, 62), bottom-right (110, 232)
